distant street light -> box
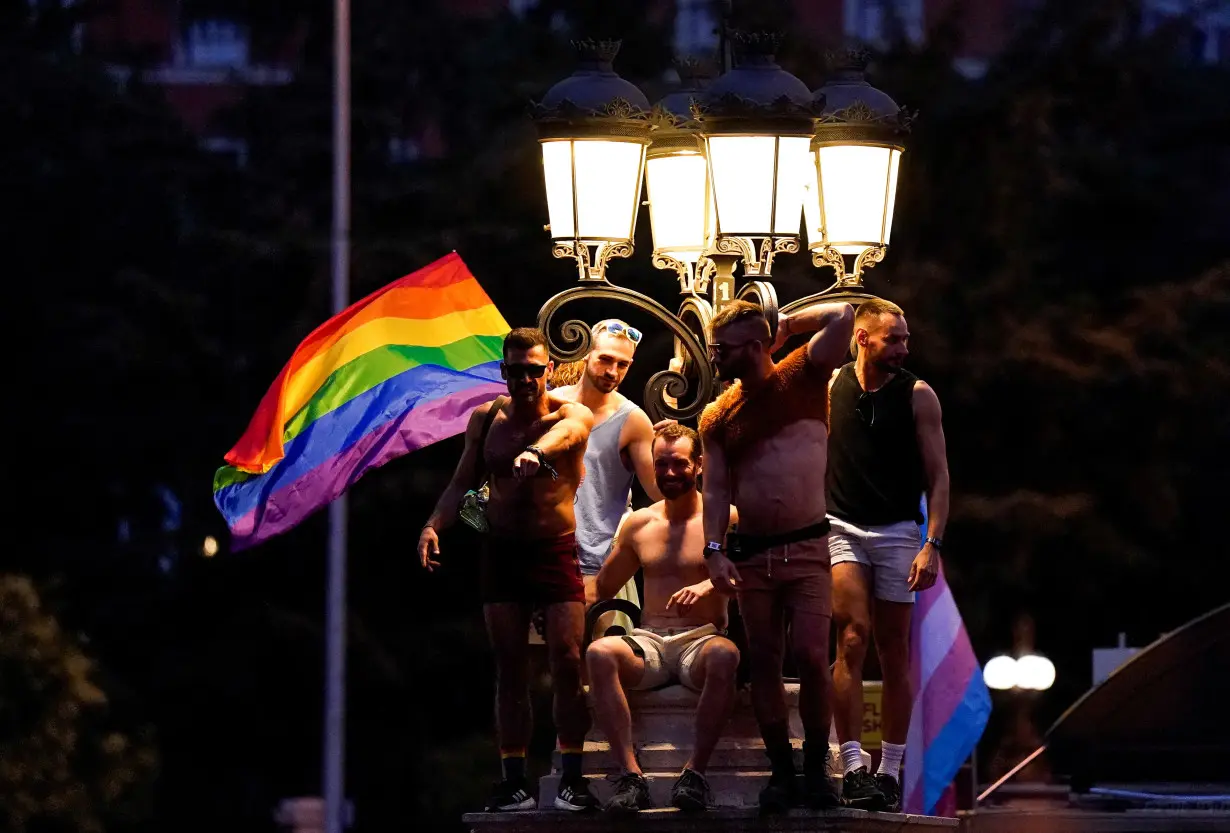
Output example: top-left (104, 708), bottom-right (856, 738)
top-left (983, 653), bottom-right (1056, 691)
top-left (1015, 654), bottom-right (1056, 691)
top-left (984, 655), bottom-right (1019, 690)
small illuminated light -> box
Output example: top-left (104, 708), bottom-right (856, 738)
top-left (1015, 654), bottom-right (1056, 691)
top-left (983, 655), bottom-right (1018, 690)
top-left (202, 536), bottom-right (219, 558)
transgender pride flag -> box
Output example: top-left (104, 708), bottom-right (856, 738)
top-left (903, 497), bottom-right (992, 815)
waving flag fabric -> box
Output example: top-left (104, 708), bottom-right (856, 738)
top-left (213, 252), bottom-right (508, 550)
top-left (903, 497), bottom-right (992, 815)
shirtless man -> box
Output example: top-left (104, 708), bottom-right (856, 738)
top-left (550, 320), bottom-right (664, 631)
top-left (418, 327), bottom-right (599, 813)
top-left (697, 299), bottom-right (854, 813)
top-left (585, 424), bottom-right (740, 814)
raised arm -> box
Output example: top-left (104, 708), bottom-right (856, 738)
top-left (775, 302), bottom-right (854, 373)
top-left (623, 408), bottom-right (665, 502)
top-left (910, 382), bottom-right (949, 591)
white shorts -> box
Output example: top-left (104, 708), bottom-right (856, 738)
top-left (624, 624), bottom-right (724, 692)
top-left (827, 516), bottom-right (920, 604)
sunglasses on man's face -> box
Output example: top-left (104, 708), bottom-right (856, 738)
top-left (502, 362), bottom-right (549, 380)
top-left (598, 321), bottom-right (643, 344)
top-left (707, 338), bottom-right (765, 358)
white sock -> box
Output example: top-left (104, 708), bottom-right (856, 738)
top-left (878, 742), bottom-right (906, 780)
top-left (840, 741), bottom-right (865, 774)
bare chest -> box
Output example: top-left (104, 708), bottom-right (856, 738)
top-left (484, 416), bottom-right (551, 475)
top-left (636, 516), bottom-right (707, 576)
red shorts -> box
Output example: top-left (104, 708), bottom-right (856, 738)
top-left (480, 532), bottom-right (584, 606)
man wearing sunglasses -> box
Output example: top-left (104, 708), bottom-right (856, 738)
top-left (549, 319), bottom-right (665, 626)
top-left (418, 327), bottom-right (599, 814)
top-left (696, 298), bottom-right (854, 814)
top-left (824, 299), bottom-right (949, 812)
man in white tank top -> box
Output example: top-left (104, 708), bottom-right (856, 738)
top-left (550, 320), bottom-right (665, 633)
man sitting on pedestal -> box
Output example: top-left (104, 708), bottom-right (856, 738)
top-left (585, 424), bottom-right (741, 814)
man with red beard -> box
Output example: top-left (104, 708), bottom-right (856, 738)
top-left (698, 299), bottom-right (853, 813)
top-left (585, 424), bottom-right (740, 814)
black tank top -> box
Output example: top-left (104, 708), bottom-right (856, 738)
top-left (826, 362), bottom-right (926, 525)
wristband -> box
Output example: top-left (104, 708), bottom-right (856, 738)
top-left (526, 445), bottom-right (558, 480)
top-left (925, 536), bottom-right (943, 550)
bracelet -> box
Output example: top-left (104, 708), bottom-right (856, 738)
top-left (925, 536), bottom-right (943, 550)
top-left (526, 445), bottom-right (559, 480)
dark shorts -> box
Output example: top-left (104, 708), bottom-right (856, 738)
top-left (729, 523), bottom-right (834, 618)
top-left (480, 532), bottom-right (585, 606)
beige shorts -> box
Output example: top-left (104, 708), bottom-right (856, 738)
top-left (624, 623), bottom-right (723, 692)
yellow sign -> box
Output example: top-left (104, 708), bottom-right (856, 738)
top-left (861, 681), bottom-right (883, 750)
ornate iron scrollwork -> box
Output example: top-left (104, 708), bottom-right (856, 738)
top-left (809, 244), bottom-right (887, 288)
top-left (554, 240), bottom-right (635, 283)
top-left (537, 283), bottom-right (717, 424)
top-left (651, 252), bottom-right (693, 291)
top-left (736, 280), bottom-right (780, 339)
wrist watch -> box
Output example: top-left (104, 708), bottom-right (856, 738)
top-left (703, 541), bottom-right (725, 559)
top-left (925, 536), bottom-right (943, 550)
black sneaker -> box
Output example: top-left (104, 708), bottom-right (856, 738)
top-left (875, 773), bottom-right (902, 812)
top-left (758, 769), bottom-right (798, 815)
top-left (841, 766), bottom-right (886, 810)
top-left (671, 768), bottom-right (711, 812)
top-left (484, 778), bottom-right (535, 812)
top-left (554, 775), bottom-right (599, 812)
top-left (802, 742), bottom-right (840, 810)
top-left (605, 772), bottom-right (652, 815)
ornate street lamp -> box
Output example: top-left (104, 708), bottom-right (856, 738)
top-left (797, 49), bottom-right (911, 309)
top-left (645, 58), bottom-right (716, 297)
top-left (693, 30), bottom-right (818, 331)
top-left (645, 58), bottom-right (720, 379)
top-left (532, 36), bottom-right (913, 425)
top-left (534, 42), bottom-right (718, 423)
top-left (532, 40), bottom-right (652, 283)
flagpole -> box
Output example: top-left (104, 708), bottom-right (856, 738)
top-left (325, 1), bottom-right (350, 832)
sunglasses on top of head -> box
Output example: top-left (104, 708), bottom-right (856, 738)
top-left (598, 321), bottom-right (642, 344)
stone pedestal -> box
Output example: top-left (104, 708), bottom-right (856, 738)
top-left (537, 683), bottom-right (876, 809)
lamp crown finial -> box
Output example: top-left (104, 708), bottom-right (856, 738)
top-left (571, 38), bottom-right (622, 67)
top-left (730, 30), bottom-right (785, 65)
top-left (827, 46), bottom-right (872, 78)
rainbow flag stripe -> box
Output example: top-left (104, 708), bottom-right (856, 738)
top-left (213, 252), bottom-right (508, 549)
top-left (903, 497), bottom-right (992, 815)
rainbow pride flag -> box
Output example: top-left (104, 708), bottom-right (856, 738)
top-left (903, 497), bottom-right (992, 815)
top-left (213, 252), bottom-right (509, 550)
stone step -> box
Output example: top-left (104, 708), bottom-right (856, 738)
top-left (464, 807), bottom-right (958, 833)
